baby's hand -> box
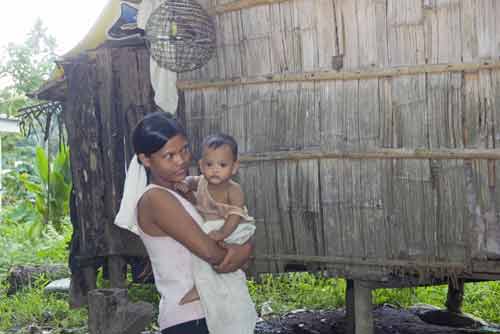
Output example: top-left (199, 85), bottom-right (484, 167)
top-left (173, 181), bottom-right (190, 194)
top-left (208, 230), bottom-right (226, 241)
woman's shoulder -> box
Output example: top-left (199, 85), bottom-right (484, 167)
top-left (139, 186), bottom-right (194, 223)
top-left (139, 186), bottom-right (178, 210)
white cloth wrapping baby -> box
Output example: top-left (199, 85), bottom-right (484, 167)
top-left (192, 219), bottom-right (257, 334)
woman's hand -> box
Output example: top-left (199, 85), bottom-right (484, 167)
top-left (212, 240), bottom-right (254, 273)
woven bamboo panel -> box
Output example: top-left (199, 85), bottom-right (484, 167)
top-left (180, 0), bottom-right (500, 279)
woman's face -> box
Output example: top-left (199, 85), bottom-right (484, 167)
top-left (140, 135), bottom-right (191, 186)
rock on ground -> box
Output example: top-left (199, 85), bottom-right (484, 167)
top-left (44, 278), bottom-right (71, 294)
top-left (6, 264), bottom-right (69, 295)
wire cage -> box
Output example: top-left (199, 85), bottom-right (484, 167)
top-left (145, 0), bottom-right (216, 72)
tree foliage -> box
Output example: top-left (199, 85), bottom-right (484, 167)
top-left (1, 19), bottom-right (71, 235)
top-left (0, 18), bottom-right (57, 117)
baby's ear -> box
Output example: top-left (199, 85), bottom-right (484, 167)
top-left (232, 160), bottom-right (240, 175)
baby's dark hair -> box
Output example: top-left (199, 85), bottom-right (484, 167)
top-left (202, 133), bottom-right (238, 160)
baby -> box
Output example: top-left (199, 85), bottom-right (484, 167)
top-left (175, 133), bottom-right (257, 334)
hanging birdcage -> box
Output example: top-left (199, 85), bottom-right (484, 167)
top-left (145, 0), bottom-right (216, 72)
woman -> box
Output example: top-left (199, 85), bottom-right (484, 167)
top-left (115, 112), bottom-right (253, 334)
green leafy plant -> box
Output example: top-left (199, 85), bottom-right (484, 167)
top-left (0, 221), bottom-right (70, 279)
top-left (17, 145), bottom-right (71, 235)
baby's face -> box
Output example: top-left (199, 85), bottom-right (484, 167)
top-left (199, 145), bottom-right (238, 185)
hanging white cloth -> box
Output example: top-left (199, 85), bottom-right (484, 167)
top-left (137, 0), bottom-right (178, 114)
top-left (114, 155), bottom-right (147, 235)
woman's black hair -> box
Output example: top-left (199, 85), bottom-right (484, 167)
top-left (132, 111), bottom-right (186, 156)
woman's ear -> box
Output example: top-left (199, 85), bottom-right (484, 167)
top-left (138, 153), bottom-right (151, 168)
top-left (232, 160), bottom-right (240, 175)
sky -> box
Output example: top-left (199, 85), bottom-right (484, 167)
top-left (0, 0), bottom-right (108, 56)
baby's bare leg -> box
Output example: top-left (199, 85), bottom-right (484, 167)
top-left (179, 286), bottom-right (200, 305)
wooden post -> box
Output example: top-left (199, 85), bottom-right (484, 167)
top-left (445, 279), bottom-right (465, 313)
top-left (345, 279), bottom-right (374, 334)
top-left (108, 256), bottom-right (127, 288)
top-left (346, 280), bottom-right (355, 334)
top-left (69, 266), bottom-right (97, 308)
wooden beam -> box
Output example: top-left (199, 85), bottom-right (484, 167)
top-left (177, 61), bottom-right (500, 90)
top-left (208, 0), bottom-right (290, 15)
top-left (239, 148), bottom-right (500, 163)
top-left (253, 254), bottom-right (466, 270)
top-left (472, 260), bottom-right (500, 274)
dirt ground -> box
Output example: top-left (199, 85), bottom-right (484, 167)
top-left (255, 305), bottom-right (500, 334)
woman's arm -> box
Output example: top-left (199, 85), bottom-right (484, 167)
top-left (213, 238), bottom-right (254, 273)
top-left (141, 188), bottom-right (227, 265)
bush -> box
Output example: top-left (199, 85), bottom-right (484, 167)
top-left (0, 277), bottom-right (86, 332)
top-left (0, 221), bottom-right (70, 279)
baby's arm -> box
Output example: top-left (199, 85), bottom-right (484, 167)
top-left (208, 182), bottom-right (244, 241)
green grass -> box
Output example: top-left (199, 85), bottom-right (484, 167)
top-left (1, 220), bottom-right (500, 331)
top-left (0, 221), bottom-right (84, 333)
top-left (0, 278), bottom-right (87, 333)
top-left (248, 273), bottom-right (346, 314)
top-left (250, 273), bottom-right (500, 324)
top-left (373, 282), bottom-right (500, 324)
top-left (0, 221), bottom-right (71, 279)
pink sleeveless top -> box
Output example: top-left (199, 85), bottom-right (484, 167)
top-left (137, 184), bottom-right (205, 330)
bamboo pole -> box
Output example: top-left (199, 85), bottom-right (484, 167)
top-left (253, 254), bottom-right (466, 270)
top-left (239, 148), bottom-right (500, 163)
top-left (177, 61), bottom-right (500, 90)
top-left (207, 0), bottom-right (289, 15)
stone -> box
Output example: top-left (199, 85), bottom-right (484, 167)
top-left (6, 264), bottom-right (69, 294)
top-left (407, 303), bottom-right (441, 316)
top-left (44, 278), bottom-right (71, 293)
top-left (417, 309), bottom-right (488, 329)
top-left (88, 288), bottom-right (154, 334)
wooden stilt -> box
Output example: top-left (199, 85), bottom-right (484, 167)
top-left (445, 279), bottom-right (465, 313)
top-left (346, 280), bottom-right (355, 334)
top-left (69, 265), bottom-right (97, 308)
top-left (108, 255), bottom-right (127, 288)
top-left (345, 279), bottom-right (374, 334)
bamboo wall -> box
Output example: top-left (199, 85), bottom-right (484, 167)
top-left (178, 0), bottom-right (500, 279)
